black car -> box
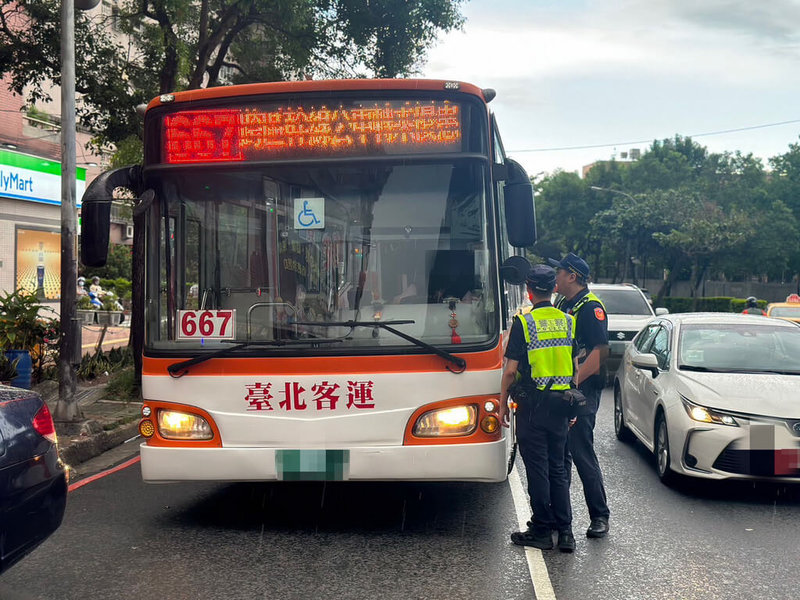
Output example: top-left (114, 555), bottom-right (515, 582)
top-left (0, 384), bottom-right (67, 574)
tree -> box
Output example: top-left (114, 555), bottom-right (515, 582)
top-left (653, 192), bottom-right (753, 304)
top-left (533, 170), bottom-right (610, 265)
top-left (0, 0), bottom-right (465, 149)
top-left (0, 0), bottom-right (147, 148)
top-left (623, 135), bottom-right (708, 193)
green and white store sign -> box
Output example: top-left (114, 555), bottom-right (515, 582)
top-left (0, 149), bottom-right (86, 206)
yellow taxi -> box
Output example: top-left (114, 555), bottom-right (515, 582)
top-left (766, 294), bottom-right (800, 323)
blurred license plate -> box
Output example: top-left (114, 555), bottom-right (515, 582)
top-left (275, 450), bottom-right (350, 481)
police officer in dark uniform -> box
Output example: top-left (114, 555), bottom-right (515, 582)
top-left (550, 252), bottom-right (611, 539)
top-left (742, 296), bottom-right (767, 315)
top-left (500, 264), bottom-right (579, 552)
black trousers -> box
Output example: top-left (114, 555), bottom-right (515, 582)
top-left (516, 399), bottom-right (572, 534)
top-left (565, 383), bottom-right (610, 520)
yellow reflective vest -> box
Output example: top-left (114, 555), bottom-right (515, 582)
top-left (556, 290), bottom-right (605, 317)
top-left (515, 306), bottom-right (575, 391)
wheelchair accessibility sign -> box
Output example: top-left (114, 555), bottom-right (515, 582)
top-left (294, 197), bottom-right (325, 230)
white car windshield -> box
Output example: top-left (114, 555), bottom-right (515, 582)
top-left (592, 289), bottom-right (652, 315)
top-left (678, 323), bottom-right (800, 374)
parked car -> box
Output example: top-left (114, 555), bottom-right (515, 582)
top-left (588, 283), bottom-right (668, 385)
top-left (766, 294), bottom-right (800, 323)
top-left (0, 385), bottom-right (67, 574)
top-left (613, 313), bottom-right (800, 485)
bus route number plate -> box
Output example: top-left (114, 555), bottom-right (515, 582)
top-left (176, 310), bottom-right (235, 340)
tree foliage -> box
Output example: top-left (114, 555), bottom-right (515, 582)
top-left (0, 0), bottom-right (464, 149)
top-left (534, 134), bottom-right (800, 294)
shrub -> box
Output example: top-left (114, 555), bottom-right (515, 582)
top-left (661, 296), bottom-right (767, 314)
top-left (662, 297), bottom-right (693, 313)
top-left (105, 366), bottom-right (140, 402)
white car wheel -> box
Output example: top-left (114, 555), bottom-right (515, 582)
top-left (614, 385), bottom-right (634, 443)
top-left (655, 412), bottom-right (676, 485)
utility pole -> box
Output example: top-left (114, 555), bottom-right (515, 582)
top-left (54, 0), bottom-right (99, 422)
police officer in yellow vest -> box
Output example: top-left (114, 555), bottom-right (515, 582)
top-left (500, 264), bottom-right (579, 552)
top-left (550, 252), bottom-right (611, 539)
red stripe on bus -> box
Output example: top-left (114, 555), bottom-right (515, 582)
top-left (143, 346), bottom-right (503, 376)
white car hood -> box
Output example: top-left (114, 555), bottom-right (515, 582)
top-left (607, 314), bottom-right (653, 332)
top-left (677, 371), bottom-right (800, 418)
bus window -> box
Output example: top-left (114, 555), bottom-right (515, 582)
top-left (145, 161), bottom-right (498, 349)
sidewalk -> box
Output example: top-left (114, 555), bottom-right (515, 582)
top-left (79, 323), bottom-right (130, 354)
top-left (36, 345), bottom-right (142, 475)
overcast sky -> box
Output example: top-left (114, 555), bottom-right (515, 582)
top-left (422, 0), bottom-right (800, 177)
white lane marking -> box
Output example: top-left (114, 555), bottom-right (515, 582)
top-left (508, 467), bottom-right (557, 600)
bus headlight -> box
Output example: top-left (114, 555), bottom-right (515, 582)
top-left (157, 410), bottom-right (214, 440)
top-left (412, 405), bottom-right (477, 437)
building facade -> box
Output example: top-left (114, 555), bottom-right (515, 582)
top-left (0, 74), bottom-right (131, 308)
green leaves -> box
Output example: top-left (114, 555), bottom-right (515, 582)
top-left (534, 134), bottom-right (800, 290)
top-left (0, 288), bottom-right (54, 352)
top-left (1, 0), bottom-right (464, 150)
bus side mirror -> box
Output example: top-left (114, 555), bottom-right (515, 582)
top-left (503, 159), bottom-right (536, 248)
top-left (81, 201), bottom-right (111, 267)
top-left (79, 165), bottom-right (141, 267)
top-left (500, 255), bottom-right (531, 285)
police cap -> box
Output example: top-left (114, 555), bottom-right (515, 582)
top-left (547, 252), bottom-right (590, 280)
top-left (526, 264), bottom-right (556, 293)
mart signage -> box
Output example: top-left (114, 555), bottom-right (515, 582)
top-left (0, 149), bottom-right (85, 206)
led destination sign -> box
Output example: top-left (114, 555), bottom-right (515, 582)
top-left (163, 100), bottom-right (463, 164)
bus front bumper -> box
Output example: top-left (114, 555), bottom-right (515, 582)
top-left (140, 439), bottom-right (509, 483)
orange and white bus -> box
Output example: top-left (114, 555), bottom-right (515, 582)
top-left (81, 79), bottom-right (536, 483)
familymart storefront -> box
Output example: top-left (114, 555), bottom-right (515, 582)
top-left (0, 149), bottom-right (85, 314)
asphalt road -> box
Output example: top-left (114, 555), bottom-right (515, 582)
top-left (3, 388), bottom-right (800, 599)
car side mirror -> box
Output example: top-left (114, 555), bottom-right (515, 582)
top-left (632, 353), bottom-right (660, 377)
top-left (500, 255), bottom-right (532, 285)
top-left (655, 307), bottom-right (669, 316)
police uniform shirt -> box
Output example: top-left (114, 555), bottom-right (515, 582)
top-left (557, 288), bottom-right (608, 389)
top-left (505, 301), bottom-right (578, 380)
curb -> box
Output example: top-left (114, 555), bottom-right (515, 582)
top-left (59, 420), bottom-right (140, 466)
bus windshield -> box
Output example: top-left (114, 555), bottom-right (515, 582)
top-left (145, 159), bottom-right (498, 352)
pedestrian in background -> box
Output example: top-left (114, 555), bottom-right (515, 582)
top-left (550, 252), bottom-right (611, 539)
top-left (500, 264), bottom-right (579, 553)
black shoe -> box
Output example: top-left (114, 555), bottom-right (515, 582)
top-left (511, 529), bottom-right (553, 549)
top-left (557, 531), bottom-right (575, 553)
top-left (586, 517), bottom-right (609, 538)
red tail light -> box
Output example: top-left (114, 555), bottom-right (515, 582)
top-left (33, 402), bottom-right (58, 444)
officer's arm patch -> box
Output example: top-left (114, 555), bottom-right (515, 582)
top-left (594, 307), bottom-right (606, 320)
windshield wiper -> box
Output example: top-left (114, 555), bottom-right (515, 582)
top-left (167, 338), bottom-right (343, 378)
top-left (723, 368), bottom-right (800, 376)
top-left (294, 320), bottom-right (467, 373)
top-left (679, 365), bottom-right (726, 372)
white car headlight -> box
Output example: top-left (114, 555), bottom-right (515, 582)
top-left (680, 396), bottom-right (739, 427)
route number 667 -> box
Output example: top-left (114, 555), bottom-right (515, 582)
top-left (176, 310), bottom-right (235, 340)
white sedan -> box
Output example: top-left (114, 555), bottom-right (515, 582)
top-left (613, 313), bottom-right (800, 484)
